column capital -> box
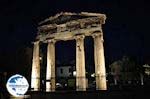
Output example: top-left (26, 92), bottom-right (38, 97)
top-left (47, 39), bottom-right (56, 44)
top-left (74, 35), bottom-right (85, 40)
top-left (32, 41), bottom-right (40, 45)
top-left (92, 33), bottom-right (104, 42)
top-left (92, 32), bottom-right (102, 38)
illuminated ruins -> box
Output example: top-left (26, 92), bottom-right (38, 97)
top-left (31, 12), bottom-right (107, 91)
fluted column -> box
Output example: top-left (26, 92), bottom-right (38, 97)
top-left (46, 39), bottom-right (56, 92)
top-left (75, 35), bottom-right (86, 91)
top-left (31, 41), bottom-right (40, 91)
top-left (92, 33), bottom-right (107, 90)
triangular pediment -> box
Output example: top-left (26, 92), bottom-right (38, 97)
top-left (39, 12), bottom-right (106, 25)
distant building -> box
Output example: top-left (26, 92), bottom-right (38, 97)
top-left (56, 65), bottom-right (74, 77)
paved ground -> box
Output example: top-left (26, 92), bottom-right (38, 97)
top-left (29, 85), bottom-right (150, 99)
top-left (1, 85), bottom-right (150, 99)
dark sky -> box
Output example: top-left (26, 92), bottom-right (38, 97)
top-left (0, 0), bottom-right (150, 71)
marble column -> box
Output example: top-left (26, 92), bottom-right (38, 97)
top-left (46, 39), bottom-right (56, 92)
top-left (92, 33), bottom-right (107, 90)
top-left (31, 41), bottom-right (40, 91)
top-left (75, 35), bottom-right (86, 91)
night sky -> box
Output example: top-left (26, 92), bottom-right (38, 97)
top-left (0, 0), bottom-right (150, 72)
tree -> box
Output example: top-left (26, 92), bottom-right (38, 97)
top-left (109, 60), bottom-right (122, 85)
top-left (110, 56), bottom-right (143, 85)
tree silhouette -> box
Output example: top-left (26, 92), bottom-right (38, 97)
top-left (110, 56), bottom-right (143, 85)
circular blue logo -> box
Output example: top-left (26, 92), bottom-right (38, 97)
top-left (6, 74), bottom-right (29, 97)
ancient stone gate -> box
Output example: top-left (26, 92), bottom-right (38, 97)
top-left (31, 12), bottom-right (107, 91)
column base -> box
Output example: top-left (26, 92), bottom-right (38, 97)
top-left (76, 88), bottom-right (86, 91)
top-left (96, 75), bottom-right (107, 90)
top-left (31, 88), bottom-right (40, 91)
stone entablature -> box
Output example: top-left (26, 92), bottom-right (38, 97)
top-left (36, 12), bottom-right (106, 42)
